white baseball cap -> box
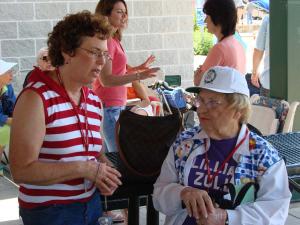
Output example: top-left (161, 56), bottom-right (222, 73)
top-left (0, 59), bottom-right (17, 75)
top-left (186, 66), bottom-right (250, 97)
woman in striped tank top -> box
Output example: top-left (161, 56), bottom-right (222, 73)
top-left (9, 11), bottom-right (122, 225)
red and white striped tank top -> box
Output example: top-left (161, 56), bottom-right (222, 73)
top-left (18, 68), bottom-right (103, 208)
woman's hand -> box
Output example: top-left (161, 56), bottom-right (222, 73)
top-left (138, 55), bottom-right (156, 71)
top-left (198, 208), bottom-right (227, 225)
top-left (94, 162), bottom-right (122, 196)
top-left (138, 67), bottom-right (160, 80)
top-left (251, 72), bottom-right (260, 88)
top-left (194, 67), bottom-right (203, 86)
top-left (180, 187), bottom-right (215, 221)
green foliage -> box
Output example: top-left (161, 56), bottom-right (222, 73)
top-left (193, 27), bottom-right (214, 56)
top-left (193, 13), bottom-right (213, 56)
top-left (193, 13), bottom-right (199, 31)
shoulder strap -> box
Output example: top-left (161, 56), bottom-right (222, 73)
top-left (214, 183), bottom-right (236, 210)
top-left (234, 182), bottom-right (259, 208)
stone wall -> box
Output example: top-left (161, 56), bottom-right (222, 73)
top-left (0, 0), bottom-right (194, 93)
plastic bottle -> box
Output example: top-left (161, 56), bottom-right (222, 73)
top-left (98, 216), bottom-right (113, 225)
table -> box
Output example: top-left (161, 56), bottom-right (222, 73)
top-left (264, 132), bottom-right (300, 194)
top-left (264, 132), bottom-right (300, 171)
top-left (104, 152), bottom-right (159, 225)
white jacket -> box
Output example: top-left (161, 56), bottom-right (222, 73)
top-left (153, 124), bottom-right (291, 225)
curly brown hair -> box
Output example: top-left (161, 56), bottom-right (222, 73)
top-left (47, 10), bottom-right (113, 67)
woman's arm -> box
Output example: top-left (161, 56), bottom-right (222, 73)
top-left (128, 55), bottom-right (155, 103)
top-left (99, 59), bottom-right (159, 87)
top-left (127, 55), bottom-right (156, 74)
top-left (153, 149), bottom-right (187, 215)
top-left (9, 90), bottom-right (99, 185)
top-left (194, 46), bottom-right (223, 86)
top-left (251, 16), bottom-right (269, 88)
top-left (251, 49), bottom-right (264, 87)
top-left (98, 150), bottom-right (114, 167)
top-left (132, 81), bottom-right (150, 103)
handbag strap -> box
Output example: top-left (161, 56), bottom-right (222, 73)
top-left (234, 182), bottom-right (259, 208)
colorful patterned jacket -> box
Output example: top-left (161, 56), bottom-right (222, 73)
top-left (153, 124), bottom-right (291, 225)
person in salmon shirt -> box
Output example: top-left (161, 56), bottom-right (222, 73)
top-left (93, 0), bottom-right (160, 153)
top-left (194, 0), bottom-right (246, 86)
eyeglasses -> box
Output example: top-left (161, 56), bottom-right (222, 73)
top-left (78, 47), bottom-right (111, 61)
top-left (193, 97), bottom-right (222, 109)
top-left (40, 56), bottom-right (49, 62)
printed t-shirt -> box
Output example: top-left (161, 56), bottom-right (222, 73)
top-left (183, 136), bottom-right (238, 225)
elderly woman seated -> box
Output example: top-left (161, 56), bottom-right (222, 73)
top-left (153, 66), bottom-right (291, 225)
top-left (0, 60), bottom-right (17, 173)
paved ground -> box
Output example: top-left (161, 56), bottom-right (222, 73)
top-left (1, 175), bottom-right (300, 225)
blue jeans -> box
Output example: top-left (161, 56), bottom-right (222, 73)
top-left (20, 191), bottom-right (102, 225)
top-left (102, 106), bottom-right (125, 153)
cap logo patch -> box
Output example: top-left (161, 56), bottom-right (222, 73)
top-left (204, 69), bottom-right (217, 84)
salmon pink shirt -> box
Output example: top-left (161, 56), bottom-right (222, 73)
top-left (200, 35), bottom-right (246, 75)
top-left (93, 38), bottom-right (127, 107)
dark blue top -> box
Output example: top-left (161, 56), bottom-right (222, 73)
top-left (0, 84), bottom-right (16, 126)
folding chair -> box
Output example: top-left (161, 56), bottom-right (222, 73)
top-left (283, 101), bottom-right (300, 133)
top-left (249, 104), bottom-right (279, 135)
top-left (250, 95), bottom-right (300, 201)
top-left (249, 94), bottom-right (299, 135)
top-left (164, 75), bottom-right (181, 87)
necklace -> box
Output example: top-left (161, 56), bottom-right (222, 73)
top-left (55, 68), bottom-right (90, 152)
top-left (204, 129), bottom-right (249, 185)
